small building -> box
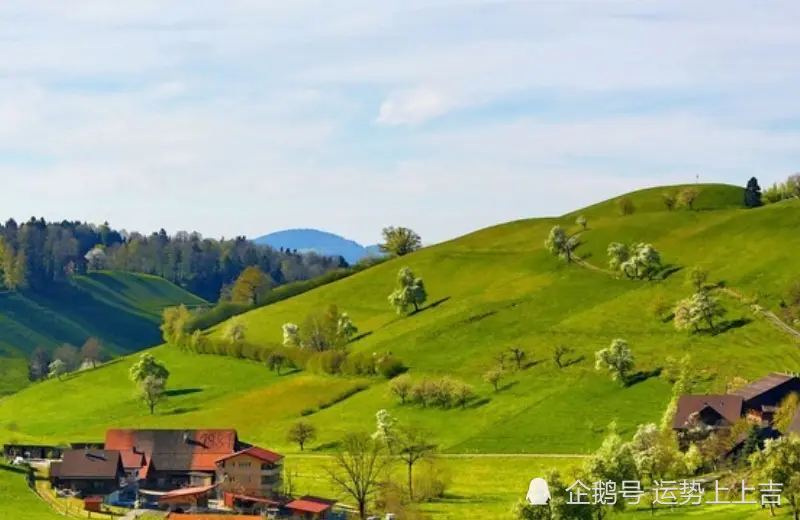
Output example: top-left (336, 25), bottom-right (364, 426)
top-left (285, 496), bottom-right (336, 520)
top-left (215, 446), bottom-right (284, 499)
top-left (672, 395), bottom-right (743, 431)
top-left (158, 484), bottom-right (218, 511)
top-left (50, 449), bottom-right (125, 496)
top-left (731, 372), bottom-right (800, 424)
top-left (222, 492), bottom-right (281, 515)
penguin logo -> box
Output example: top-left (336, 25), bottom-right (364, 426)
top-left (526, 478), bottom-right (551, 505)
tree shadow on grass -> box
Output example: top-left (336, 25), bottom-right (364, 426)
top-left (717, 318), bottom-right (752, 334)
top-left (311, 441), bottom-right (341, 452)
top-left (625, 368), bottom-right (663, 387)
top-left (497, 380), bottom-right (519, 393)
top-left (466, 397), bottom-right (491, 410)
top-left (349, 331), bottom-right (373, 343)
top-left (164, 406), bottom-right (201, 416)
top-left (657, 265), bottom-right (683, 280)
top-left (164, 388), bottom-right (203, 397)
top-left (561, 355), bottom-right (585, 368)
top-left (411, 297), bottom-right (451, 316)
top-left (0, 464), bottom-right (28, 475)
top-left (519, 358), bottom-right (545, 370)
top-left (278, 367), bottom-right (302, 377)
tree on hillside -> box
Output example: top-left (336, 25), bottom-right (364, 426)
top-left (161, 305), bottom-right (191, 346)
top-left (388, 267), bottom-right (428, 315)
top-left (674, 292), bottom-right (726, 334)
top-left (53, 343), bottom-right (79, 372)
top-left (390, 374), bottom-right (413, 405)
top-left (618, 197), bottom-right (636, 216)
top-left (453, 381), bottom-right (474, 409)
top-left (662, 191), bottom-right (678, 211)
top-left (129, 353), bottom-right (170, 384)
top-left (287, 421), bottom-right (317, 451)
top-left (544, 226), bottom-right (579, 263)
top-left (266, 352), bottom-right (288, 375)
top-left (650, 293), bottom-right (672, 322)
top-left (745, 177), bottom-right (763, 208)
top-left (576, 215), bottom-right (588, 230)
top-left (552, 345), bottom-right (573, 368)
top-left (223, 318), bottom-right (247, 343)
top-left (28, 347), bottom-right (52, 381)
top-left (325, 433), bottom-right (391, 520)
top-left (80, 337), bottom-right (103, 368)
top-left (678, 187), bottom-right (699, 210)
top-left (373, 409), bottom-right (397, 443)
top-left (301, 305), bottom-right (345, 351)
top-left (0, 237), bottom-right (26, 291)
top-left (393, 426), bottom-right (437, 501)
top-left (608, 243), bottom-right (662, 279)
top-left (484, 367), bottom-right (505, 392)
top-left (282, 322), bottom-right (301, 347)
top-left (584, 424), bottom-right (638, 519)
top-left (231, 266), bottom-right (273, 305)
top-left (508, 346), bottom-right (526, 372)
top-left (607, 242), bottom-right (630, 272)
top-left (138, 375), bottom-right (167, 415)
top-left (380, 227), bottom-right (422, 257)
top-left (338, 312), bottom-right (359, 342)
top-left (775, 393), bottom-right (800, 434)
top-left (750, 435), bottom-right (800, 520)
top-left (595, 338), bottom-right (634, 385)
top-left (48, 359), bottom-right (67, 381)
top-left (685, 266), bottom-right (709, 292)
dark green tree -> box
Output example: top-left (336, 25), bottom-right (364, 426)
top-left (745, 177), bottom-right (763, 208)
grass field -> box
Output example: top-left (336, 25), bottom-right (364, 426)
top-left (0, 271), bottom-right (207, 395)
top-left (0, 463), bottom-right (62, 520)
top-left (2, 183), bottom-right (800, 519)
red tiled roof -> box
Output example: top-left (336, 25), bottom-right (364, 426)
top-left (286, 497), bottom-right (334, 514)
top-left (215, 446), bottom-right (283, 465)
top-left (119, 450), bottom-right (145, 469)
top-left (226, 492), bottom-right (281, 506)
top-left (105, 429), bottom-right (237, 472)
top-left (138, 455), bottom-right (151, 480)
top-left (673, 395), bottom-right (743, 429)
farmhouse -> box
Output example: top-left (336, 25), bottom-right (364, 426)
top-left (49, 449), bottom-right (125, 495)
top-left (215, 446), bottom-right (284, 497)
top-left (673, 372), bottom-right (800, 436)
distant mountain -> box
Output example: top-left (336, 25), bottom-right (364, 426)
top-left (253, 229), bottom-right (384, 264)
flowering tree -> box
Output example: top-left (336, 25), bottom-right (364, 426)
top-left (282, 323), bottom-right (301, 347)
top-left (595, 338), bottom-right (635, 385)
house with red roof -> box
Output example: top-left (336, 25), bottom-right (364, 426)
top-left (215, 446), bottom-right (284, 498)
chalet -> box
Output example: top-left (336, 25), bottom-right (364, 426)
top-left (104, 429), bottom-right (241, 490)
top-left (673, 372), bottom-right (800, 448)
top-left (215, 446), bottom-right (284, 498)
top-left (49, 449), bottom-right (125, 495)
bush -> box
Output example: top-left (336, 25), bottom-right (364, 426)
top-left (412, 459), bottom-right (451, 502)
top-left (618, 197), bottom-right (636, 216)
top-left (343, 352), bottom-right (378, 376)
top-left (306, 350), bottom-right (348, 375)
top-left (377, 356), bottom-right (407, 379)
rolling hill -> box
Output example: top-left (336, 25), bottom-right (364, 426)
top-left (0, 271), bottom-right (207, 396)
top-left (2, 183), bottom-right (799, 519)
top-left (253, 228), bottom-right (382, 264)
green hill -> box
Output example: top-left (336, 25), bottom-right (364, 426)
top-left (0, 271), bottom-right (207, 395)
top-left (1, 183), bottom-right (798, 519)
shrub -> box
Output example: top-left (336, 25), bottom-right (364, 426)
top-left (618, 197), bottom-right (636, 216)
top-left (343, 352), bottom-right (378, 376)
top-left (411, 379), bottom-right (437, 408)
top-left (377, 355), bottom-right (407, 379)
top-left (432, 377), bottom-right (456, 408)
top-left (412, 459), bottom-right (451, 502)
top-left (390, 374), bottom-right (413, 405)
top-left (306, 350), bottom-right (348, 375)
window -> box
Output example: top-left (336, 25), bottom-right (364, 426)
top-left (239, 462), bottom-right (251, 469)
top-left (261, 476), bottom-right (273, 485)
top-left (261, 463), bottom-right (275, 470)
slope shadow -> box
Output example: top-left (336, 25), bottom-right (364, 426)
top-left (658, 265), bottom-right (683, 280)
top-left (626, 368), bottom-right (662, 387)
top-left (0, 464), bottom-right (28, 475)
top-left (165, 388), bottom-right (203, 397)
top-left (349, 331), bottom-right (373, 343)
top-left (164, 407), bottom-right (201, 416)
top-left (497, 381), bottom-right (519, 392)
top-left (717, 317), bottom-right (752, 334)
top-left (311, 441), bottom-right (341, 452)
top-left (467, 397), bottom-right (491, 410)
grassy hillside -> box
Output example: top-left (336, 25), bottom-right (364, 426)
top-left (1, 183), bottom-right (799, 519)
top-left (0, 271), bottom-right (206, 395)
top-left (0, 463), bottom-right (61, 520)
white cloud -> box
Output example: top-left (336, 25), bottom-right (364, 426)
top-left (0, 0), bottom-right (798, 244)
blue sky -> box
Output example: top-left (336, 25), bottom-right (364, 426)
top-left (0, 0), bottom-right (798, 245)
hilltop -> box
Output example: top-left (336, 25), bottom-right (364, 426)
top-left (254, 228), bottom-right (383, 264)
top-left (0, 271), bottom-right (206, 396)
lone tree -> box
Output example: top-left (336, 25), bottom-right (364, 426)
top-left (324, 433), bottom-right (391, 519)
top-left (618, 197), bottom-right (636, 216)
top-left (685, 266), bottom-right (709, 292)
top-left (388, 267), bottom-right (428, 314)
top-left (678, 187), bottom-right (699, 210)
top-left (380, 227), bottom-right (422, 257)
top-left (266, 352), bottom-right (288, 375)
top-left (744, 177), bottom-right (763, 208)
top-left (282, 323), bottom-right (301, 347)
top-left (130, 353), bottom-right (170, 384)
top-left (595, 338), bottom-right (634, 385)
top-left (286, 421), bottom-right (317, 451)
top-left (484, 367), bottom-right (504, 391)
top-left (84, 246), bottom-right (108, 270)
top-left (138, 375), bottom-right (167, 415)
top-left (662, 191), bottom-right (678, 211)
top-left (508, 346), bottom-right (526, 371)
top-left (231, 266), bottom-right (273, 305)
top-left (576, 215), bottom-right (588, 230)
top-left (552, 345), bottom-right (573, 368)
top-left (338, 313), bottom-right (359, 342)
top-left (393, 426), bottom-right (437, 501)
top-left (674, 292), bottom-right (726, 334)
top-left (544, 226), bottom-right (578, 263)
top-left (223, 318), bottom-right (247, 344)
top-left (80, 337), bottom-right (103, 368)
top-left (608, 243), bottom-right (662, 279)
top-left (390, 374), bottom-right (413, 405)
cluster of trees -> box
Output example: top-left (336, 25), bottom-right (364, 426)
top-left (282, 304), bottom-right (360, 350)
top-left (0, 217), bottom-right (347, 300)
top-left (607, 242), bottom-right (662, 279)
top-left (389, 375), bottom-right (474, 409)
top-left (28, 338), bottom-right (104, 382)
top-left (662, 187), bottom-right (699, 211)
top-left (129, 353), bottom-right (170, 414)
top-left (762, 173), bottom-right (800, 204)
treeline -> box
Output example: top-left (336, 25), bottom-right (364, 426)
top-left (0, 217), bottom-right (348, 300)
